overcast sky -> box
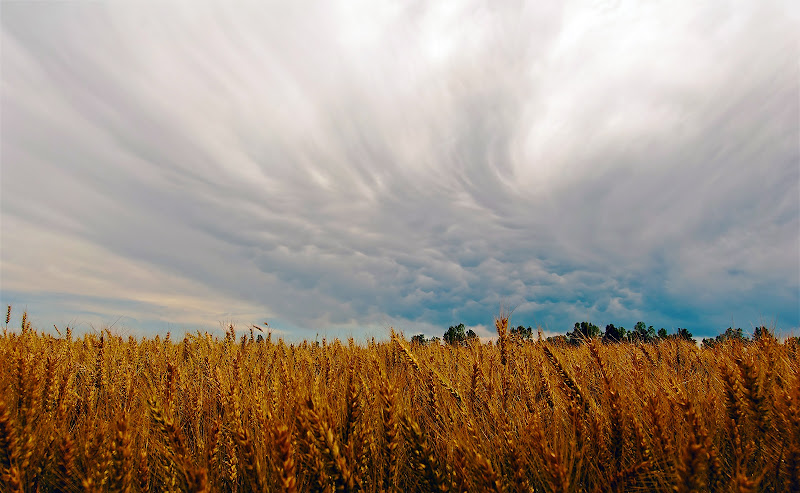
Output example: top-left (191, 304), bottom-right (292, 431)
top-left (2, 1), bottom-right (798, 340)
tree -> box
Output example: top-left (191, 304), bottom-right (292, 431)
top-left (466, 329), bottom-right (478, 341)
top-left (630, 322), bottom-right (656, 343)
top-left (753, 326), bottom-right (776, 343)
top-left (511, 325), bottom-right (534, 341)
top-left (727, 327), bottom-right (745, 340)
top-left (411, 334), bottom-right (427, 346)
top-left (603, 324), bottom-right (626, 343)
top-left (701, 327), bottom-right (749, 349)
top-left (546, 334), bottom-right (569, 346)
top-left (444, 323), bottom-right (467, 346)
top-left (657, 328), bottom-right (668, 339)
top-left (567, 321), bottom-right (600, 344)
top-left (676, 328), bottom-right (695, 344)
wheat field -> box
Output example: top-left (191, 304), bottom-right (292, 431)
top-left (0, 310), bottom-right (798, 492)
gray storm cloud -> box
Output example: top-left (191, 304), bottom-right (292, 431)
top-left (1, 0), bottom-right (798, 338)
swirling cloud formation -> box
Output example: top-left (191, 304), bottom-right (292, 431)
top-left (2, 1), bottom-right (798, 339)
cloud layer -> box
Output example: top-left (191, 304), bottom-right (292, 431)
top-left (2, 1), bottom-right (798, 339)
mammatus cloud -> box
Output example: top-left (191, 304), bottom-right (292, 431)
top-left (2, 1), bottom-right (798, 339)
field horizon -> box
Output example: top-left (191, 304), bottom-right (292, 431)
top-left (1, 310), bottom-right (798, 492)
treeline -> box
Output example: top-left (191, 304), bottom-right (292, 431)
top-left (414, 320), bottom-right (782, 347)
top-left (411, 323), bottom-right (478, 346)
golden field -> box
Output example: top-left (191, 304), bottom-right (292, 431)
top-left (0, 312), bottom-right (798, 492)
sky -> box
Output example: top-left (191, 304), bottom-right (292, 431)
top-left (1, 1), bottom-right (798, 341)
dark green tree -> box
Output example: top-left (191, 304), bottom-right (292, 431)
top-left (511, 325), bottom-right (534, 341)
top-left (567, 321), bottom-right (600, 344)
top-left (603, 324), bottom-right (626, 343)
top-left (727, 327), bottom-right (745, 339)
top-left (444, 323), bottom-right (467, 346)
top-left (411, 334), bottom-right (427, 346)
top-left (657, 328), bottom-right (668, 339)
top-left (753, 325), bottom-right (776, 343)
top-left (546, 334), bottom-right (569, 346)
top-left (701, 327), bottom-right (749, 349)
top-left (630, 321), bottom-right (656, 342)
top-left (676, 328), bottom-right (695, 344)
top-left (702, 328), bottom-right (735, 348)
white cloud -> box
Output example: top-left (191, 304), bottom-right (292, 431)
top-left (1, 0), bottom-right (797, 339)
